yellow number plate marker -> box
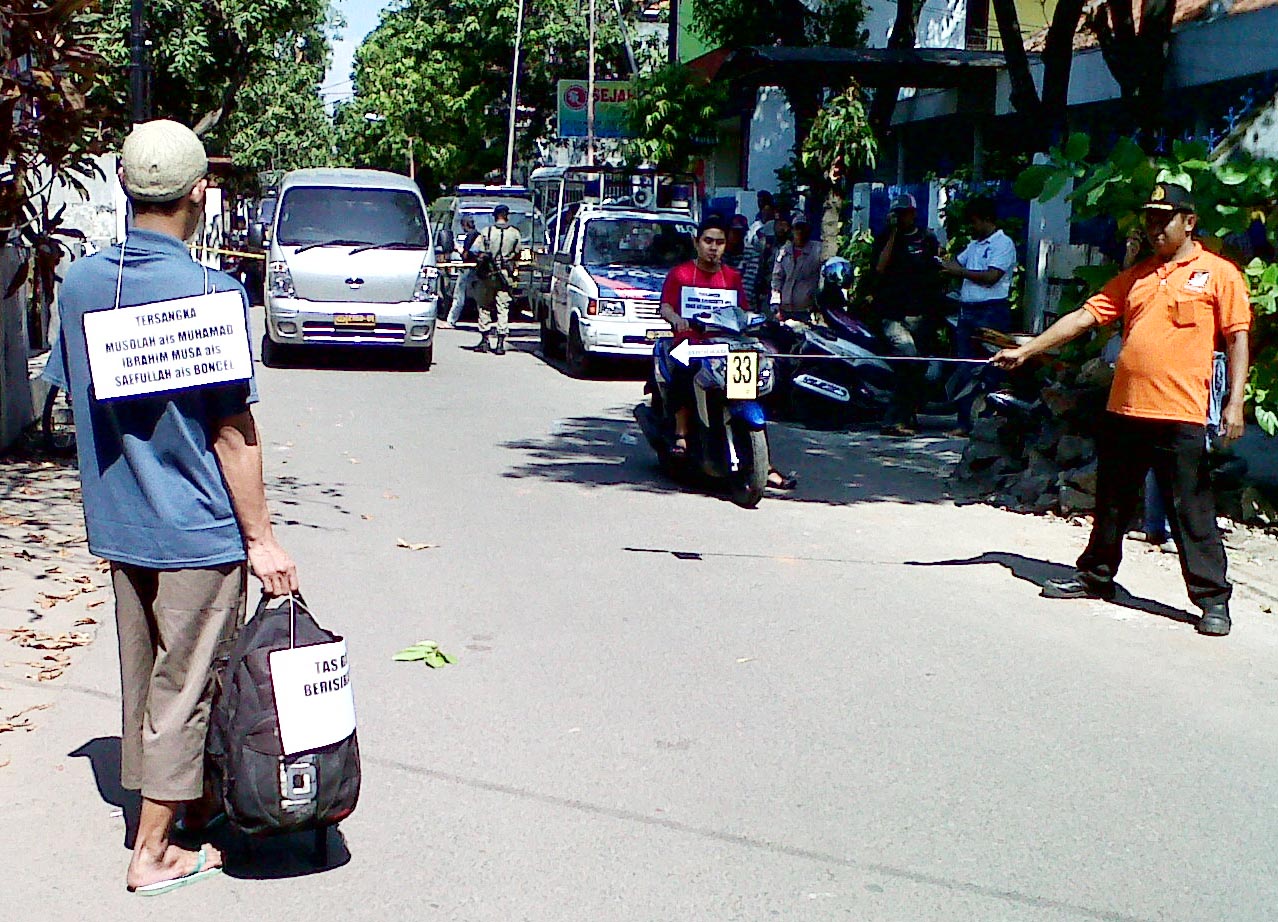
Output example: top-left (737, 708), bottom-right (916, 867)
top-left (726, 350), bottom-right (759, 400)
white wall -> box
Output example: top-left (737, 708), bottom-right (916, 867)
top-left (864, 0), bottom-right (969, 50)
top-left (746, 86), bottom-right (796, 193)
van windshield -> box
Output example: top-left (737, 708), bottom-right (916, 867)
top-left (458, 208), bottom-right (539, 244)
top-left (277, 187), bottom-right (428, 247)
top-left (583, 219), bottom-right (695, 269)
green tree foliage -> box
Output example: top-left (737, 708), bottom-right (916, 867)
top-left (1, 0), bottom-right (111, 298)
top-left (623, 65), bottom-right (726, 172)
top-left (691, 0), bottom-right (867, 148)
top-left (223, 14), bottom-right (337, 177)
top-left (87, 0), bottom-right (331, 147)
top-left (336, 0), bottom-right (623, 191)
top-left (801, 83), bottom-right (877, 259)
top-left (1016, 134), bottom-right (1278, 433)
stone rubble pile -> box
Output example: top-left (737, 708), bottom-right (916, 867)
top-left (952, 357), bottom-right (1278, 529)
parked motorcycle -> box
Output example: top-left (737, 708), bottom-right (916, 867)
top-left (635, 311), bottom-right (776, 508)
top-left (781, 258), bottom-right (1002, 428)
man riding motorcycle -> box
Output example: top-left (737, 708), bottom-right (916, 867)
top-left (658, 214), bottom-right (795, 490)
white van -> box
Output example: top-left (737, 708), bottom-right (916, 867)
top-left (260, 169), bottom-right (440, 368)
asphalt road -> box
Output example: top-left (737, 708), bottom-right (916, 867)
top-left (8, 315), bottom-right (1278, 921)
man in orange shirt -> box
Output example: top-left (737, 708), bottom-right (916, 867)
top-left (993, 182), bottom-right (1251, 636)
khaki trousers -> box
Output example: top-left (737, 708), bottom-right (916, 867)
top-left (474, 278), bottom-right (511, 336)
top-left (112, 563), bottom-right (247, 801)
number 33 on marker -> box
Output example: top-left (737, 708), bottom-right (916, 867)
top-left (727, 350), bottom-right (759, 400)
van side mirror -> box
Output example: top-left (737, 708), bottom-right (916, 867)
top-left (248, 222), bottom-right (264, 250)
top-left (435, 228), bottom-right (454, 255)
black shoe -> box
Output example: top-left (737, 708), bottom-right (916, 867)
top-left (494, 335), bottom-right (506, 356)
top-left (476, 334), bottom-right (490, 353)
top-left (1196, 603), bottom-right (1231, 636)
top-left (1041, 576), bottom-right (1116, 601)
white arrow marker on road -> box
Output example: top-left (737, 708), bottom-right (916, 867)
top-left (670, 340), bottom-right (731, 366)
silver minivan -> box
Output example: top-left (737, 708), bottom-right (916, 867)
top-left (260, 168), bottom-right (440, 368)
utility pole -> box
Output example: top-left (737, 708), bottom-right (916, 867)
top-left (129, 0), bottom-right (149, 123)
top-left (668, 0), bottom-right (678, 66)
top-left (505, 0), bottom-right (526, 184)
top-left (587, 0), bottom-right (596, 165)
top-left (611, 0), bottom-right (638, 76)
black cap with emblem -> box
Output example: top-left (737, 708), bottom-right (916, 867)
top-left (1143, 182), bottom-right (1195, 213)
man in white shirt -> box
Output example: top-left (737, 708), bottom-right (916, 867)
top-left (940, 196), bottom-right (1018, 432)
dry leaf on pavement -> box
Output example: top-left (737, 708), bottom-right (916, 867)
top-left (0, 703), bottom-right (52, 733)
top-left (3, 628), bottom-right (92, 650)
top-left (396, 539), bottom-right (439, 552)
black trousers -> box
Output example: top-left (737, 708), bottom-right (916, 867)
top-left (1078, 413), bottom-right (1231, 609)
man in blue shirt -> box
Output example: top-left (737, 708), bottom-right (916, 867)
top-left (44, 120), bottom-right (297, 895)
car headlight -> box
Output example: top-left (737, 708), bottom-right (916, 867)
top-left (414, 262), bottom-right (440, 302)
top-left (597, 298), bottom-right (625, 317)
top-left (268, 261), bottom-right (295, 299)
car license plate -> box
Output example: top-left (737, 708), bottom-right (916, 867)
top-left (334, 313), bottom-right (376, 328)
top-left (645, 329), bottom-right (673, 342)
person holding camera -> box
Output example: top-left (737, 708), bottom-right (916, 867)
top-left (871, 193), bottom-right (942, 436)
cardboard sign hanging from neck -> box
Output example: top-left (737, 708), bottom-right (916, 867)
top-left (82, 290), bottom-right (253, 401)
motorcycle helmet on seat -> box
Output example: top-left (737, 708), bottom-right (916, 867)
top-left (820, 257), bottom-right (853, 291)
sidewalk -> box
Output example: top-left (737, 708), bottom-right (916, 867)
top-left (0, 450), bottom-right (109, 769)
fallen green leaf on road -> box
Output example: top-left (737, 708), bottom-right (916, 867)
top-left (393, 640), bottom-right (455, 668)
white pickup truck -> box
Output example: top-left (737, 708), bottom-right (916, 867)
top-left (535, 205), bottom-right (697, 376)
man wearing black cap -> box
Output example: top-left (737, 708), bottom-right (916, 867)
top-left (993, 182), bottom-right (1252, 637)
top-left (471, 204), bottom-right (521, 354)
top-left (872, 193), bottom-right (942, 435)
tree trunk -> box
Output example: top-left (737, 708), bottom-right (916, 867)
top-left (989, 0), bottom-right (1043, 123)
top-left (869, 0), bottom-right (921, 136)
top-left (1040, 0), bottom-right (1087, 128)
top-left (820, 180), bottom-right (844, 262)
top-left (1088, 0), bottom-right (1176, 140)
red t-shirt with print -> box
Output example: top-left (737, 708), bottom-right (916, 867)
top-left (660, 260), bottom-right (750, 343)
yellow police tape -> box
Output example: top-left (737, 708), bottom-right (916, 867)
top-left (188, 246), bottom-right (537, 270)
top-left (189, 246), bottom-right (267, 261)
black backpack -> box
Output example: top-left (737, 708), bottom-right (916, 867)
top-left (207, 594), bottom-right (361, 841)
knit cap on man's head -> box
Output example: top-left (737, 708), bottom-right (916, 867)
top-left (120, 120), bottom-right (208, 202)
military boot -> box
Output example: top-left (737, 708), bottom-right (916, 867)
top-left (476, 332), bottom-right (490, 353)
top-left (493, 334), bottom-right (507, 356)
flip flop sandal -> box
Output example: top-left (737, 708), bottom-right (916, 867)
top-left (767, 471), bottom-right (798, 491)
top-left (131, 846), bottom-right (222, 896)
top-left (670, 437), bottom-right (689, 458)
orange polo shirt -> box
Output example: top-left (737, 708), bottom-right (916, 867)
top-left (1083, 244), bottom-right (1251, 424)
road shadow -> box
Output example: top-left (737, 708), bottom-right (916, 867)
top-left (217, 826), bottom-right (352, 879)
top-left (259, 339), bottom-right (428, 373)
top-left (267, 473), bottom-right (354, 531)
top-left (905, 551), bottom-right (1197, 624)
top-left (67, 736), bottom-right (351, 875)
top-left (69, 737), bottom-right (142, 848)
top-left (501, 405), bottom-right (963, 507)
top-left (528, 347), bottom-right (650, 381)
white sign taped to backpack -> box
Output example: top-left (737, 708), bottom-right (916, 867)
top-left (269, 640), bottom-right (357, 756)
